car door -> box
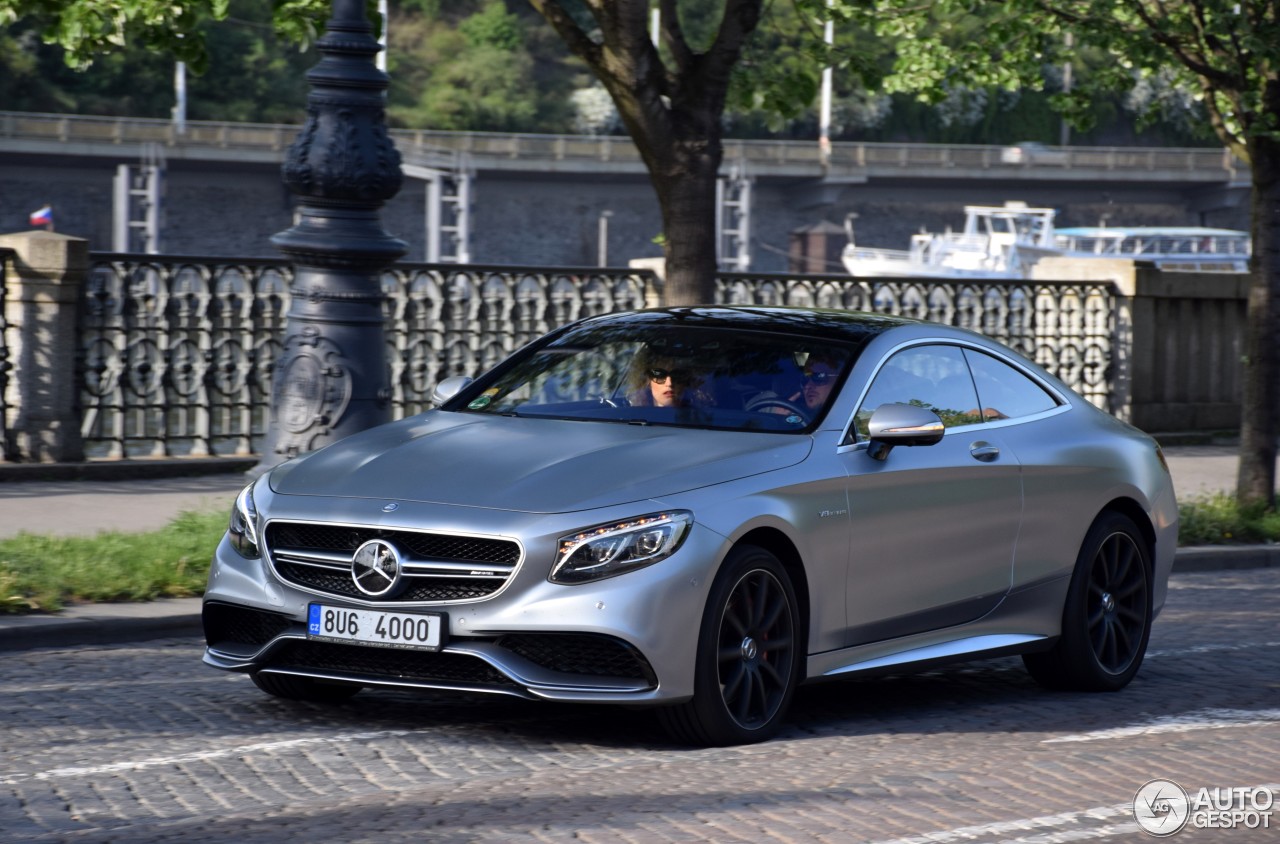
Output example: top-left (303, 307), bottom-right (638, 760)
top-left (840, 344), bottom-right (1023, 646)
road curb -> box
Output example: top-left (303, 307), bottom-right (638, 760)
top-left (1, 546), bottom-right (1276, 653)
top-left (0, 457), bottom-right (257, 483)
top-left (0, 598), bottom-right (203, 652)
top-left (1172, 544), bottom-right (1280, 572)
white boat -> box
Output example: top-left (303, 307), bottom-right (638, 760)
top-left (841, 201), bottom-right (1251, 278)
top-left (1053, 226), bottom-right (1251, 273)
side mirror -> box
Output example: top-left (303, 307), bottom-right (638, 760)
top-left (866, 403), bottom-right (944, 461)
top-left (430, 375), bottom-right (474, 407)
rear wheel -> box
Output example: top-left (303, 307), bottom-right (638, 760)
top-left (1023, 511), bottom-right (1152, 691)
top-left (659, 545), bottom-right (801, 746)
top-left (251, 672), bottom-right (363, 703)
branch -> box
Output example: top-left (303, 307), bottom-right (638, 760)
top-left (528, 0), bottom-right (602, 68)
top-left (704, 0), bottom-right (764, 83)
top-left (660, 0), bottom-right (695, 76)
top-left (1200, 80), bottom-right (1249, 158)
top-left (1120, 0), bottom-right (1242, 88)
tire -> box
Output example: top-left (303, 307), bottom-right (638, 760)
top-left (1023, 511), bottom-right (1153, 692)
top-left (251, 672), bottom-right (363, 703)
top-left (658, 544), bottom-right (802, 746)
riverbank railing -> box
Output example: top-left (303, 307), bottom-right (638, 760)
top-left (72, 255), bottom-right (1115, 459)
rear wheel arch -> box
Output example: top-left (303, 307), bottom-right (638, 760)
top-left (1099, 497), bottom-right (1158, 564)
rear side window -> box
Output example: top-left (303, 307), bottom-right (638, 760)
top-left (963, 349), bottom-right (1060, 421)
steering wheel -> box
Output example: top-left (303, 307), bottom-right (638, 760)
top-left (599, 395), bottom-right (629, 408)
top-left (745, 396), bottom-right (808, 422)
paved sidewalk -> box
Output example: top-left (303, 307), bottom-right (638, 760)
top-left (0, 445), bottom-right (1275, 651)
top-left (1162, 443), bottom-right (1247, 500)
top-left (0, 474), bottom-right (249, 540)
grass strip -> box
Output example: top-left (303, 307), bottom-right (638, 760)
top-left (0, 510), bottom-right (226, 614)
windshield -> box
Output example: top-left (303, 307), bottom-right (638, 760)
top-left (448, 323), bottom-right (857, 433)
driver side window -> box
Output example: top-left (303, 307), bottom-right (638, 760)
top-left (852, 345), bottom-right (983, 440)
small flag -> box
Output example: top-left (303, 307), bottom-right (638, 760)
top-left (29, 205), bottom-right (53, 227)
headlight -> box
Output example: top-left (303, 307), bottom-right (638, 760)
top-left (551, 511), bottom-right (692, 584)
top-left (228, 482), bottom-right (260, 559)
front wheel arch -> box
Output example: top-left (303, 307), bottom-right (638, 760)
top-left (735, 527), bottom-right (810, 659)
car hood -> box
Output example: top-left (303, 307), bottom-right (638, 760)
top-left (268, 411), bottom-right (812, 514)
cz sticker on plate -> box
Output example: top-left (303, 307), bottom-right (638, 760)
top-left (307, 603), bottom-right (446, 651)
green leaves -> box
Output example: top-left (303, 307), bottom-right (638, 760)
top-left (0, 0), bottom-right (335, 71)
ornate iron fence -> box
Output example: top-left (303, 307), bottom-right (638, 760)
top-left (78, 256), bottom-right (1116, 458)
top-left (0, 248), bottom-right (13, 461)
top-left (717, 273), bottom-right (1118, 411)
top-left (81, 257), bottom-right (654, 458)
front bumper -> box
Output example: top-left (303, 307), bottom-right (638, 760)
top-left (203, 601), bottom-right (660, 700)
top-left (202, 499), bottom-right (726, 703)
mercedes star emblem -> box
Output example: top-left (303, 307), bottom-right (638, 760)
top-left (351, 539), bottom-right (402, 598)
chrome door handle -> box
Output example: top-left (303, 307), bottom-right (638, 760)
top-left (970, 442), bottom-right (1000, 462)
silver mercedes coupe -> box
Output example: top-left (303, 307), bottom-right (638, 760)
top-left (202, 307), bottom-right (1178, 746)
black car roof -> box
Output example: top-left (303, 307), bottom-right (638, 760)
top-left (579, 306), bottom-right (919, 345)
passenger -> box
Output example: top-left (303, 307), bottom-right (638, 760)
top-left (627, 348), bottom-right (713, 408)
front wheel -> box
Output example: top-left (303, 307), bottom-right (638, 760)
top-left (1023, 511), bottom-right (1153, 691)
top-left (658, 545), bottom-right (801, 746)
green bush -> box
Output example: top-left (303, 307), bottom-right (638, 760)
top-left (1178, 492), bottom-right (1280, 546)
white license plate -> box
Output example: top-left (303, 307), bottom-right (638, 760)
top-left (307, 603), bottom-right (445, 651)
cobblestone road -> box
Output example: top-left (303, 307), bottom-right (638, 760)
top-left (3, 569), bottom-right (1278, 843)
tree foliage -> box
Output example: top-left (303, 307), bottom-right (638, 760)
top-left (386, 0), bottom-right (576, 131)
top-left (834, 0), bottom-right (1280, 505)
top-left (0, 0), bottom-right (1219, 144)
top-left (0, 0), bottom-right (316, 120)
top-left (0, 0), bottom-right (334, 73)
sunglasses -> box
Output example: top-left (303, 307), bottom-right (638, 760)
top-left (649, 368), bottom-right (692, 383)
top-left (802, 371), bottom-right (836, 385)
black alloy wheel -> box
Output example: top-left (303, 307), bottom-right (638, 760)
top-left (659, 544), bottom-right (801, 746)
top-left (1024, 511), bottom-right (1153, 692)
top-left (1086, 527), bottom-right (1149, 674)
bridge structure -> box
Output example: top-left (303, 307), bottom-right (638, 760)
top-left (0, 111), bottom-right (1251, 272)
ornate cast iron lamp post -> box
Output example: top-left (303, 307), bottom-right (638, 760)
top-left (258, 0), bottom-right (406, 471)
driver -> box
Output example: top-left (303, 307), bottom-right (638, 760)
top-left (755, 351), bottom-right (842, 418)
top-left (794, 353), bottom-right (841, 412)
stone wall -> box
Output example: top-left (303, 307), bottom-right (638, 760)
top-left (0, 152), bottom-right (1250, 273)
top-left (1032, 257), bottom-right (1248, 432)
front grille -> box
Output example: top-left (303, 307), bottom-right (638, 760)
top-left (264, 520), bottom-right (522, 604)
top-left (268, 523), bottom-right (519, 564)
top-left (498, 633), bottom-right (656, 684)
top-left (204, 602), bottom-right (294, 647)
top-left (267, 640), bottom-right (517, 688)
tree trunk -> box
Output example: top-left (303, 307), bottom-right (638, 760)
top-left (527, 1), bottom-right (760, 308)
top-left (1238, 135), bottom-right (1280, 506)
top-left (653, 138), bottom-right (723, 306)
